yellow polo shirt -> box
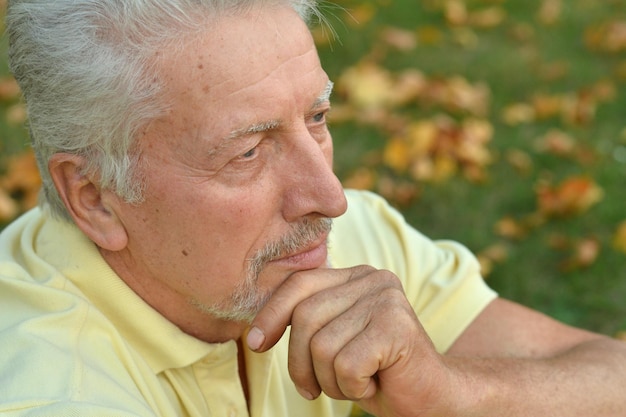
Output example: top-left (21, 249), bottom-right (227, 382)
top-left (0, 189), bottom-right (496, 416)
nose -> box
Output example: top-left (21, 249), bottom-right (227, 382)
top-left (280, 130), bottom-right (347, 222)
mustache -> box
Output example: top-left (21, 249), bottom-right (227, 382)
top-left (247, 217), bottom-right (333, 278)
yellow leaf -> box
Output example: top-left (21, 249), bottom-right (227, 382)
top-left (0, 76), bottom-right (20, 101)
top-left (468, 7), bottom-right (506, 28)
top-left (495, 217), bottom-right (527, 240)
top-left (505, 149), bottom-right (533, 176)
top-left (560, 237), bottom-right (601, 272)
top-left (337, 62), bottom-right (395, 110)
top-left (416, 25), bottom-right (444, 46)
top-left (406, 120), bottom-right (437, 158)
top-left (345, 4), bottom-right (376, 28)
top-left (537, 0), bottom-right (562, 26)
top-left (533, 129), bottom-right (576, 156)
top-left (382, 137), bottom-right (411, 173)
top-left (0, 188), bottom-right (19, 223)
top-left (342, 168), bottom-right (376, 191)
top-left (432, 154), bottom-right (457, 182)
top-left (501, 102), bottom-right (535, 125)
top-left (380, 26), bottom-right (417, 51)
top-left (612, 220), bottom-right (626, 254)
top-left (444, 0), bottom-right (467, 26)
top-left (536, 176), bottom-right (603, 218)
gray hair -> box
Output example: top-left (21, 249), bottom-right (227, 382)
top-left (6, 0), bottom-right (322, 221)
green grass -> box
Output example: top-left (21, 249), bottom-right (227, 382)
top-left (317, 0), bottom-right (626, 336)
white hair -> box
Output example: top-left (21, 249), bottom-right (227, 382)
top-left (6, 0), bottom-right (322, 220)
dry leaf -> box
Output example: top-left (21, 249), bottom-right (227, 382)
top-left (495, 217), bottom-right (527, 240)
top-left (380, 27), bottom-right (417, 51)
top-left (382, 137), bottom-right (411, 173)
top-left (342, 168), bottom-right (377, 191)
top-left (560, 237), bottom-right (601, 271)
top-left (506, 149), bottom-right (533, 176)
top-left (0, 150), bottom-right (42, 212)
top-left (444, 0), bottom-right (467, 26)
top-left (0, 188), bottom-right (19, 222)
top-left (534, 129), bottom-right (576, 156)
top-left (0, 77), bottom-right (20, 101)
top-left (337, 62), bottom-right (396, 110)
top-left (537, 0), bottom-right (562, 26)
top-left (468, 7), bottom-right (506, 28)
top-left (612, 220), bottom-right (626, 254)
top-left (536, 176), bottom-right (603, 218)
top-left (502, 102), bottom-right (535, 125)
top-left (532, 93), bottom-right (564, 119)
top-left (416, 25), bottom-right (444, 46)
top-left (477, 242), bottom-right (510, 277)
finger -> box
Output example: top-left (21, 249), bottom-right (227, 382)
top-left (288, 270), bottom-right (403, 399)
top-left (334, 289), bottom-right (421, 400)
top-left (292, 297), bottom-right (372, 400)
top-left (247, 265), bottom-right (374, 352)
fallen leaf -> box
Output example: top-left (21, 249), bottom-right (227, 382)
top-left (495, 216), bottom-right (528, 240)
top-left (535, 176), bottom-right (603, 218)
top-left (382, 136), bottom-right (411, 173)
top-left (505, 149), bottom-right (533, 176)
top-left (560, 237), bottom-right (601, 271)
top-left (533, 129), bottom-right (576, 156)
top-left (337, 62), bottom-right (396, 110)
top-left (0, 150), bottom-right (42, 212)
top-left (501, 102), bottom-right (535, 125)
top-left (415, 25), bottom-right (444, 46)
top-left (342, 167), bottom-right (377, 191)
top-left (537, 0), bottom-right (562, 26)
top-left (0, 77), bottom-right (20, 101)
top-left (444, 0), bottom-right (467, 26)
top-left (468, 7), bottom-right (506, 28)
top-left (612, 220), bottom-right (626, 254)
top-left (0, 188), bottom-right (19, 223)
top-left (380, 26), bottom-right (417, 51)
top-left (477, 242), bottom-right (510, 277)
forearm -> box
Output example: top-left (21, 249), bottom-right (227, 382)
top-left (448, 337), bottom-right (626, 416)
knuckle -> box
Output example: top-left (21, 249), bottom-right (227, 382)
top-left (334, 355), bottom-right (368, 399)
top-left (291, 297), bottom-right (319, 327)
top-left (310, 332), bottom-right (336, 363)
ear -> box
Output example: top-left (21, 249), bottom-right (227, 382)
top-left (48, 153), bottom-right (128, 251)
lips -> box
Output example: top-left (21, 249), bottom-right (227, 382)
top-left (270, 231), bottom-right (330, 270)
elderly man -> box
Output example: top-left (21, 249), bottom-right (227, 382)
top-left (1, 0), bottom-right (625, 416)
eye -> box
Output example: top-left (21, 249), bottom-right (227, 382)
top-left (240, 147), bottom-right (257, 159)
top-left (312, 111), bottom-right (326, 123)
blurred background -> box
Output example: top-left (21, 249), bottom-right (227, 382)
top-left (1, 0), bottom-right (626, 338)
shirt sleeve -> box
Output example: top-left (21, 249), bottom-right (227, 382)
top-left (328, 189), bottom-right (497, 353)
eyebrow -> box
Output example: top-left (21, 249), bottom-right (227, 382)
top-left (313, 80), bottom-right (334, 108)
top-left (226, 80), bottom-right (334, 141)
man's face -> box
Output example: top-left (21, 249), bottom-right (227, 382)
top-left (105, 5), bottom-right (348, 341)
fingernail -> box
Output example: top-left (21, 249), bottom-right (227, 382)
top-left (246, 326), bottom-right (265, 351)
top-left (296, 386), bottom-right (314, 401)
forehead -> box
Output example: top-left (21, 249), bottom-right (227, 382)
top-left (149, 6), bottom-right (328, 143)
top-left (154, 5), bottom-right (327, 127)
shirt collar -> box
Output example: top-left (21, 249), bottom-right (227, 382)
top-left (35, 209), bottom-right (228, 374)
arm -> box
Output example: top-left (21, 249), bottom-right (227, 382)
top-left (444, 297), bottom-right (626, 416)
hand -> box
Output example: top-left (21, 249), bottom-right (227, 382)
top-left (247, 265), bottom-right (457, 417)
